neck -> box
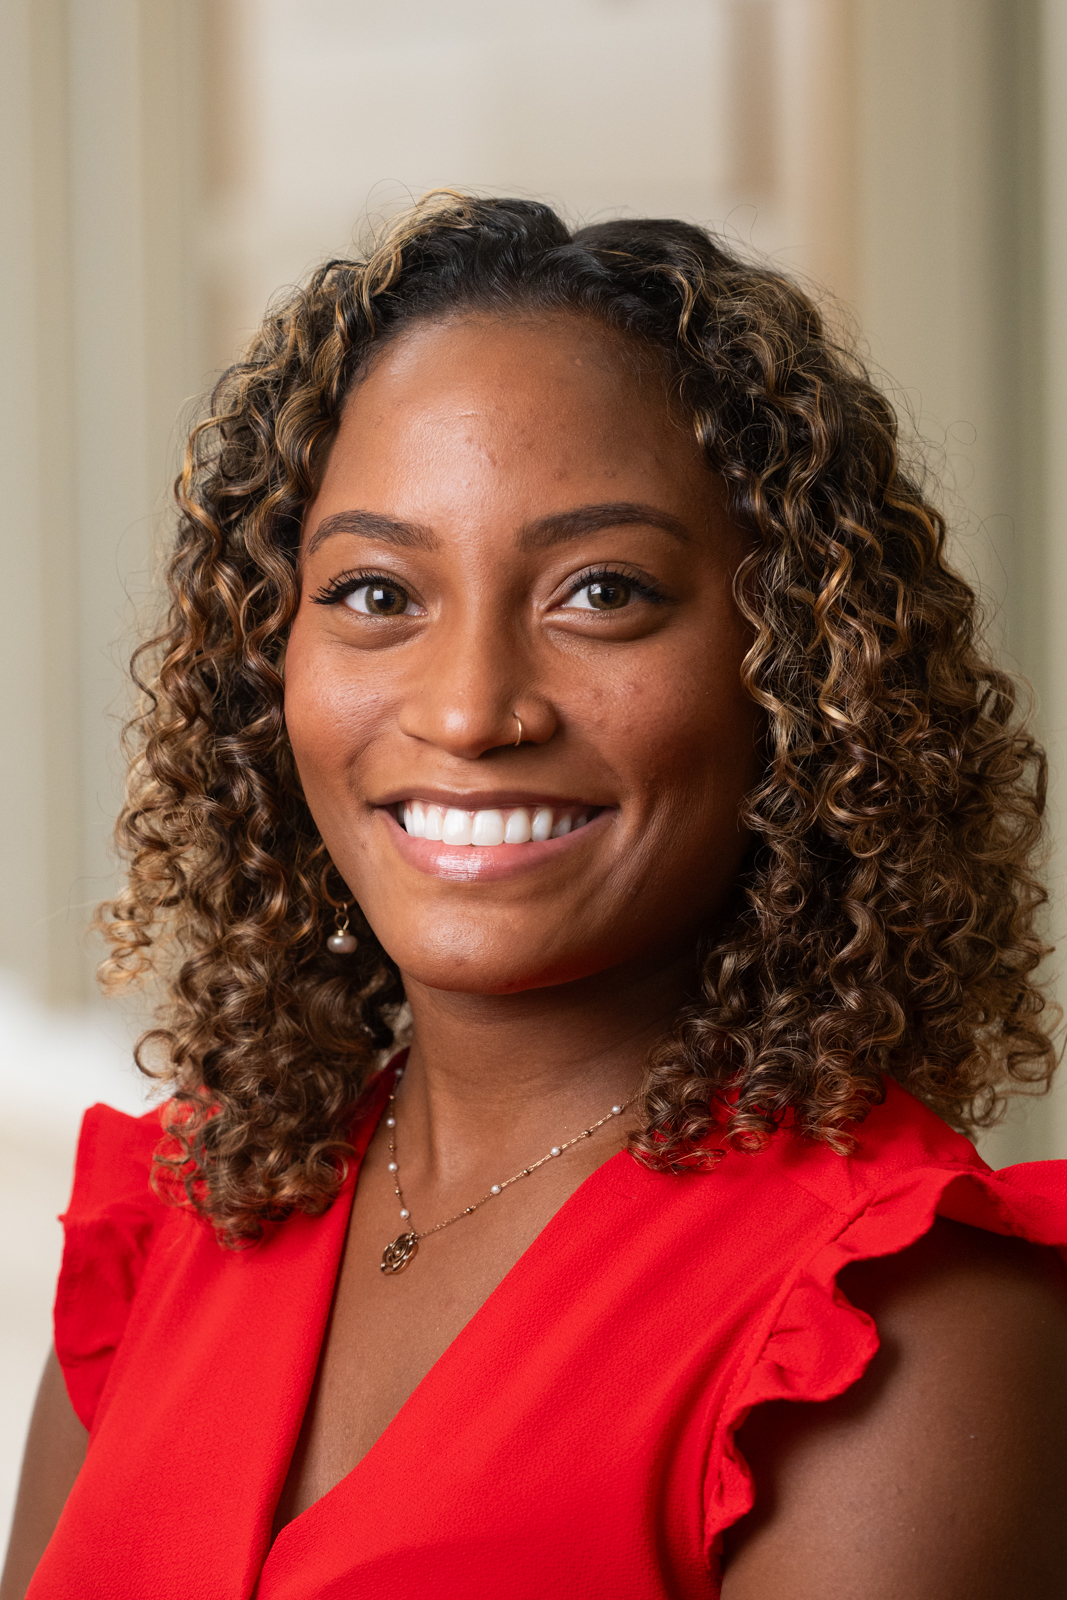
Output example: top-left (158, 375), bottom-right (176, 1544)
top-left (394, 947), bottom-right (695, 1178)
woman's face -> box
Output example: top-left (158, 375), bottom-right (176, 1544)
top-left (286, 312), bottom-right (761, 995)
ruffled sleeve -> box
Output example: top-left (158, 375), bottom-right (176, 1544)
top-left (54, 1103), bottom-right (169, 1430)
top-left (707, 1157), bottom-right (1067, 1540)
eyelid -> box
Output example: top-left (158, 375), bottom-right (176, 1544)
top-left (558, 564), bottom-right (667, 607)
top-left (311, 568), bottom-right (422, 609)
top-left (309, 564), bottom-right (666, 611)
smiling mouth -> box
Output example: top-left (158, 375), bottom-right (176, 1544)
top-left (396, 801), bottom-right (600, 847)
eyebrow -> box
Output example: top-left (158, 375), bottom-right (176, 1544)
top-left (517, 501), bottom-right (692, 549)
top-left (304, 499), bottom-right (692, 558)
top-left (305, 509), bottom-right (439, 557)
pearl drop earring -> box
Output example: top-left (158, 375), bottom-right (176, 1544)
top-left (327, 904), bottom-right (358, 955)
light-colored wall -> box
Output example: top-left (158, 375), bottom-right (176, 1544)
top-left (853, 0), bottom-right (1067, 1164)
top-left (2, 0), bottom-right (1065, 1536)
top-left (200, 0), bottom-right (861, 370)
top-left (0, 0), bottom-right (206, 1532)
top-left (0, 0), bottom-right (207, 1008)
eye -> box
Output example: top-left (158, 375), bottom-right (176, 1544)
top-left (311, 569), bottom-right (424, 613)
top-left (562, 577), bottom-right (634, 611)
top-left (556, 566), bottom-right (668, 618)
top-left (342, 581), bottom-right (417, 616)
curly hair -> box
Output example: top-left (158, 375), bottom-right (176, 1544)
top-left (97, 191), bottom-right (1056, 1243)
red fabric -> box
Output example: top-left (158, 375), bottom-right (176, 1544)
top-left (52, 1103), bottom-right (167, 1431)
top-left (29, 1076), bottom-right (1067, 1600)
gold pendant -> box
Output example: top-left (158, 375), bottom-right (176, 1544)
top-left (380, 1231), bottom-right (419, 1274)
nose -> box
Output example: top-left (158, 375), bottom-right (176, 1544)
top-left (397, 605), bottom-right (555, 758)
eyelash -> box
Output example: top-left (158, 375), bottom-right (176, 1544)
top-left (311, 569), bottom-right (393, 606)
top-left (564, 566), bottom-right (667, 606)
top-left (309, 565), bottom-right (667, 608)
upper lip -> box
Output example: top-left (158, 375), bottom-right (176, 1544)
top-left (373, 788), bottom-right (609, 811)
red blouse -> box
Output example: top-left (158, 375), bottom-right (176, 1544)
top-left (27, 1072), bottom-right (1067, 1600)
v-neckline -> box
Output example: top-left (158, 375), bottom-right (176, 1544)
top-left (266, 1071), bottom-right (639, 1558)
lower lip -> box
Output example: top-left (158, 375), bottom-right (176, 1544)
top-left (380, 808), bottom-right (610, 882)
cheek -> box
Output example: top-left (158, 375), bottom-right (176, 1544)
top-left (283, 625), bottom-right (382, 798)
top-left (601, 633), bottom-right (759, 805)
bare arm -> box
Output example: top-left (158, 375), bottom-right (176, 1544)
top-left (0, 1349), bottom-right (88, 1600)
top-left (720, 1217), bottom-right (1067, 1600)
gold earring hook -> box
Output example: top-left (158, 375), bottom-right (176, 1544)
top-left (512, 712), bottom-right (523, 747)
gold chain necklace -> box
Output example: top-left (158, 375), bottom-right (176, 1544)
top-left (379, 1066), bottom-right (638, 1274)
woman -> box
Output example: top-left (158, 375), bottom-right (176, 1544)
top-left (4, 193), bottom-right (1066, 1599)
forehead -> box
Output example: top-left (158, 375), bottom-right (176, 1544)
top-left (310, 311), bottom-right (706, 530)
top-left (354, 307), bottom-right (671, 398)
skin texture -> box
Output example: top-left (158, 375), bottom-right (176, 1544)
top-left (5, 311), bottom-right (1067, 1594)
top-left (721, 1219), bottom-right (1067, 1599)
top-left (274, 311), bottom-right (762, 1527)
top-left (285, 313), bottom-right (761, 999)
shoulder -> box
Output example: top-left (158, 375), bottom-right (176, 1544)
top-left (63, 1101), bottom-right (167, 1219)
top-left (714, 1082), bottom-right (1067, 1600)
top-left (736, 1078), bottom-right (1067, 1264)
top-left (840, 1209), bottom-right (1067, 1443)
top-left (721, 1214), bottom-right (1067, 1597)
top-left (55, 1102), bottom-right (173, 1431)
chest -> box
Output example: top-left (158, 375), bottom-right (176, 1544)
top-left (272, 1124), bottom-right (629, 1531)
top-left (39, 1118), bottom-right (856, 1600)
top-left (246, 1142), bottom-right (786, 1597)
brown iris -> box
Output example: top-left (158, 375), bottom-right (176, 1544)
top-left (586, 579), bottom-right (631, 610)
top-left (360, 583), bottom-right (409, 615)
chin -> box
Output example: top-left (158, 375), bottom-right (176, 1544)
top-left (376, 923), bottom-right (622, 998)
top-left (389, 954), bottom-right (589, 998)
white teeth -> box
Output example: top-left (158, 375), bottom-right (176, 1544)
top-left (424, 804), bottom-right (444, 840)
top-left (504, 808), bottom-right (532, 844)
top-left (471, 809), bottom-right (505, 847)
top-left (400, 803), bottom-right (596, 845)
top-left (531, 806), bottom-right (553, 842)
top-left (442, 807), bottom-right (473, 846)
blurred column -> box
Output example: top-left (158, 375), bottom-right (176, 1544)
top-left (854, 0), bottom-right (1037, 630)
top-left (776, 0), bottom-right (860, 310)
top-left (849, 0), bottom-right (1060, 1160)
top-left (0, 0), bottom-right (207, 1007)
top-left (0, 0), bottom-right (80, 1005)
top-left (1039, 0), bottom-right (1067, 1159)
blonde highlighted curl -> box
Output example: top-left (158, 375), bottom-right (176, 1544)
top-left (97, 193), bottom-right (1056, 1244)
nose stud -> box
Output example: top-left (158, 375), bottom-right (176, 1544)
top-left (512, 712), bottom-right (523, 747)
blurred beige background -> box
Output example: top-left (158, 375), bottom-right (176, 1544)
top-left (2, 0), bottom-right (1065, 1536)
